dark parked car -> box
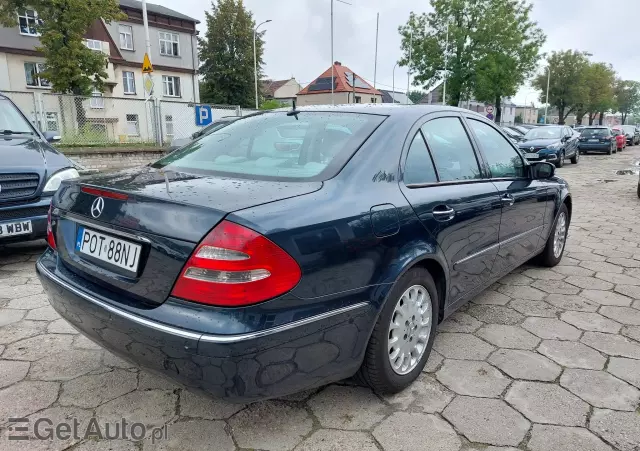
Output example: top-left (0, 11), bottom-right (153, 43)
top-left (502, 126), bottom-right (523, 143)
top-left (0, 94), bottom-right (78, 244)
top-left (518, 125), bottom-right (580, 167)
top-left (37, 105), bottom-right (571, 402)
top-left (620, 125), bottom-right (640, 146)
top-left (578, 127), bottom-right (617, 155)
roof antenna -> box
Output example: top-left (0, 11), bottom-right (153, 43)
top-left (287, 99), bottom-right (299, 119)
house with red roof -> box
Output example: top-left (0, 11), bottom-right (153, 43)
top-left (261, 78), bottom-right (302, 106)
top-left (296, 62), bottom-right (382, 106)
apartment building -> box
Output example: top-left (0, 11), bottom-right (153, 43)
top-left (0, 0), bottom-right (199, 142)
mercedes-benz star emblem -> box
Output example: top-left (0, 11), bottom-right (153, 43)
top-left (91, 197), bottom-right (105, 219)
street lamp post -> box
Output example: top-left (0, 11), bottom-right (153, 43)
top-left (392, 62), bottom-right (399, 104)
top-left (254, 20), bottom-right (272, 110)
top-left (544, 67), bottom-right (551, 124)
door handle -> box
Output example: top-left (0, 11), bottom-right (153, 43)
top-left (501, 194), bottom-right (515, 207)
top-left (432, 205), bottom-right (455, 221)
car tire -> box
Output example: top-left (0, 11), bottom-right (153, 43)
top-left (356, 267), bottom-right (438, 394)
top-left (556, 151), bottom-right (565, 168)
top-left (571, 150), bottom-right (579, 164)
top-left (608, 145), bottom-right (613, 155)
top-left (637, 183), bottom-right (640, 199)
top-left (536, 204), bottom-right (569, 267)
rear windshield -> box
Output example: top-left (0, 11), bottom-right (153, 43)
top-left (524, 127), bottom-right (563, 139)
top-left (580, 128), bottom-right (609, 137)
top-left (152, 112), bottom-right (385, 181)
top-left (622, 125), bottom-right (636, 133)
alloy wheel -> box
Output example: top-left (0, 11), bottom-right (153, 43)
top-left (553, 212), bottom-right (567, 258)
top-left (387, 285), bottom-right (433, 375)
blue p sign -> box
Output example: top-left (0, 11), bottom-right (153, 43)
top-left (195, 105), bottom-right (212, 126)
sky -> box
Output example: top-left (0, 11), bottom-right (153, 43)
top-left (154, 0), bottom-right (640, 106)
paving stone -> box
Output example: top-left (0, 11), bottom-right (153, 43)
top-left (594, 248), bottom-right (634, 259)
top-left (471, 290), bottom-right (511, 305)
top-left (180, 388), bottom-right (245, 419)
top-left (230, 401), bottom-right (313, 451)
top-left (499, 272), bottom-right (535, 285)
top-left (436, 359), bottom-right (510, 398)
top-left (551, 265), bottom-right (595, 277)
top-left (545, 294), bottom-right (599, 312)
top-left (95, 390), bottom-right (176, 427)
top-left (0, 381), bottom-right (59, 422)
top-left (0, 360), bottom-right (29, 389)
top-left (579, 261), bottom-right (624, 274)
top-left (633, 299), bottom-right (640, 310)
top-left (596, 273), bottom-right (640, 286)
top-left (566, 252), bottom-right (606, 262)
top-left (621, 325), bottom-right (640, 342)
top-left (59, 368), bottom-right (137, 408)
top-left (383, 373), bottom-right (454, 412)
top-left (103, 351), bottom-right (137, 369)
top-left (439, 312), bottom-right (483, 333)
top-left (522, 268), bottom-right (565, 280)
top-left (442, 396), bottom-right (529, 447)
top-left (308, 385), bottom-right (386, 430)
top-left (143, 419), bottom-right (234, 451)
top-left (607, 357), bottom-right (640, 388)
top-left (537, 340), bottom-right (606, 369)
top-left (0, 320), bottom-right (46, 345)
top-left (465, 305), bottom-right (524, 325)
top-left (488, 349), bottom-right (561, 381)
top-left (531, 279), bottom-right (581, 295)
top-left (3, 334), bottom-right (74, 361)
top-left (24, 306), bottom-right (59, 321)
top-left (608, 257), bottom-right (640, 267)
top-left (497, 284), bottom-right (546, 301)
top-left (73, 334), bottom-right (103, 350)
top-left (71, 440), bottom-right (137, 451)
top-left (433, 333), bottom-right (495, 360)
top-left (560, 369), bottom-right (640, 411)
top-left (295, 429), bottom-right (379, 451)
top-left (590, 409), bottom-right (640, 451)
top-left (138, 371), bottom-right (181, 391)
top-left (581, 331), bottom-right (640, 358)
top-left (0, 308), bottom-right (24, 326)
top-left (373, 412), bottom-right (461, 451)
top-left (614, 284), bottom-right (640, 299)
top-left (505, 381), bottom-right (589, 427)
top-left (1, 285), bottom-right (43, 302)
top-left (509, 300), bottom-right (561, 317)
top-left (475, 324), bottom-right (541, 349)
top-left (560, 311), bottom-right (622, 333)
top-left (581, 289), bottom-right (633, 306)
top-left (528, 424), bottom-right (614, 451)
top-left (522, 317), bottom-right (582, 340)
top-left (599, 306), bottom-right (640, 325)
top-left (29, 349), bottom-right (103, 381)
top-left (423, 350), bottom-right (444, 372)
top-left (0, 261), bottom-right (38, 272)
top-left (565, 276), bottom-right (614, 290)
top-left (47, 318), bottom-right (78, 334)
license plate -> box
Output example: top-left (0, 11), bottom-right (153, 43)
top-left (589, 139), bottom-right (598, 142)
top-left (524, 153), bottom-right (539, 159)
top-left (0, 220), bottom-right (32, 237)
top-left (75, 226), bottom-right (141, 272)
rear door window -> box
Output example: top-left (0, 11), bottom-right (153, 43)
top-left (404, 132), bottom-right (438, 185)
top-left (468, 119), bottom-right (525, 178)
top-left (152, 112), bottom-right (386, 181)
top-left (421, 117), bottom-right (481, 182)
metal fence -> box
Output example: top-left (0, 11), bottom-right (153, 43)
top-left (1, 90), bottom-right (248, 147)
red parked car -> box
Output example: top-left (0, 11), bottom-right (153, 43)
top-left (611, 127), bottom-right (627, 151)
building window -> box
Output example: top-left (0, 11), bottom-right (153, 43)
top-left (119, 24), bottom-right (134, 50)
top-left (126, 114), bottom-right (139, 136)
top-left (354, 96), bottom-right (361, 104)
top-left (122, 71), bottom-right (136, 94)
top-left (24, 63), bottom-right (50, 88)
top-left (90, 88), bottom-right (104, 109)
top-left (165, 115), bottom-right (174, 137)
top-left (159, 32), bottom-right (179, 56)
top-left (18, 10), bottom-right (40, 36)
top-left (45, 112), bottom-right (59, 132)
top-left (162, 76), bottom-right (181, 97)
top-left (371, 97), bottom-right (377, 103)
top-left (85, 39), bottom-right (103, 52)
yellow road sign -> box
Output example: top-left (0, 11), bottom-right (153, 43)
top-left (143, 73), bottom-right (154, 96)
top-left (142, 53), bottom-right (153, 73)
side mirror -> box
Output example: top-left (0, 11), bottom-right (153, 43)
top-left (561, 135), bottom-right (569, 142)
top-left (42, 131), bottom-right (61, 143)
top-left (531, 161), bottom-right (555, 179)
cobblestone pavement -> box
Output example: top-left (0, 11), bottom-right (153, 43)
top-left (2, 149), bottom-right (640, 451)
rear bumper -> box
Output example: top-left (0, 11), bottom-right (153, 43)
top-left (579, 143), bottom-right (611, 151)
top-left (0, 196), bottom-right (51, 244)
top-left (36, 251), bottom-right (373, 402)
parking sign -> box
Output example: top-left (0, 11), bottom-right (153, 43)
top-left (195, 105), bottom-right (213, 126)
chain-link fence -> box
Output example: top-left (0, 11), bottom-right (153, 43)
top-left (1, 90), bottom-right (245, 147)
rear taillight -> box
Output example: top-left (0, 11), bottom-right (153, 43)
top-left (46, 203), bottom-right (56, 250)
top-left (171, 220), bottom-right (301, 307)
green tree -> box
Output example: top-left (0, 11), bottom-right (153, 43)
top-left (514, 114), bottom-right (523, 124)
top-left (614, 80), bottom-right (640, 125)
top-left (399, 0), bottom-right (544, 113)
top-left (532, 50), bottom-right (590, 125)
top-left (407, 90), bottom-right (426, 103)
top-left (583, 62), bottom-right (616, 125)
top-left (259, 99), bottom-right (287, 110)
top-left (199, 0), bottom-right (264, 108)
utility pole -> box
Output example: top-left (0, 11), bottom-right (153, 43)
top-left (406, 29), bottom-right (412, 105)
top-left (142, 0), bottom-right (152, 100)
top-left (373, 12), bottom-right (379, 89)
top-left (544, 66), bottom-right (551, 124)
top-left (392, 61), bottom-right (399, 103)
top-left (254, 20), bottom-right (272, 110)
